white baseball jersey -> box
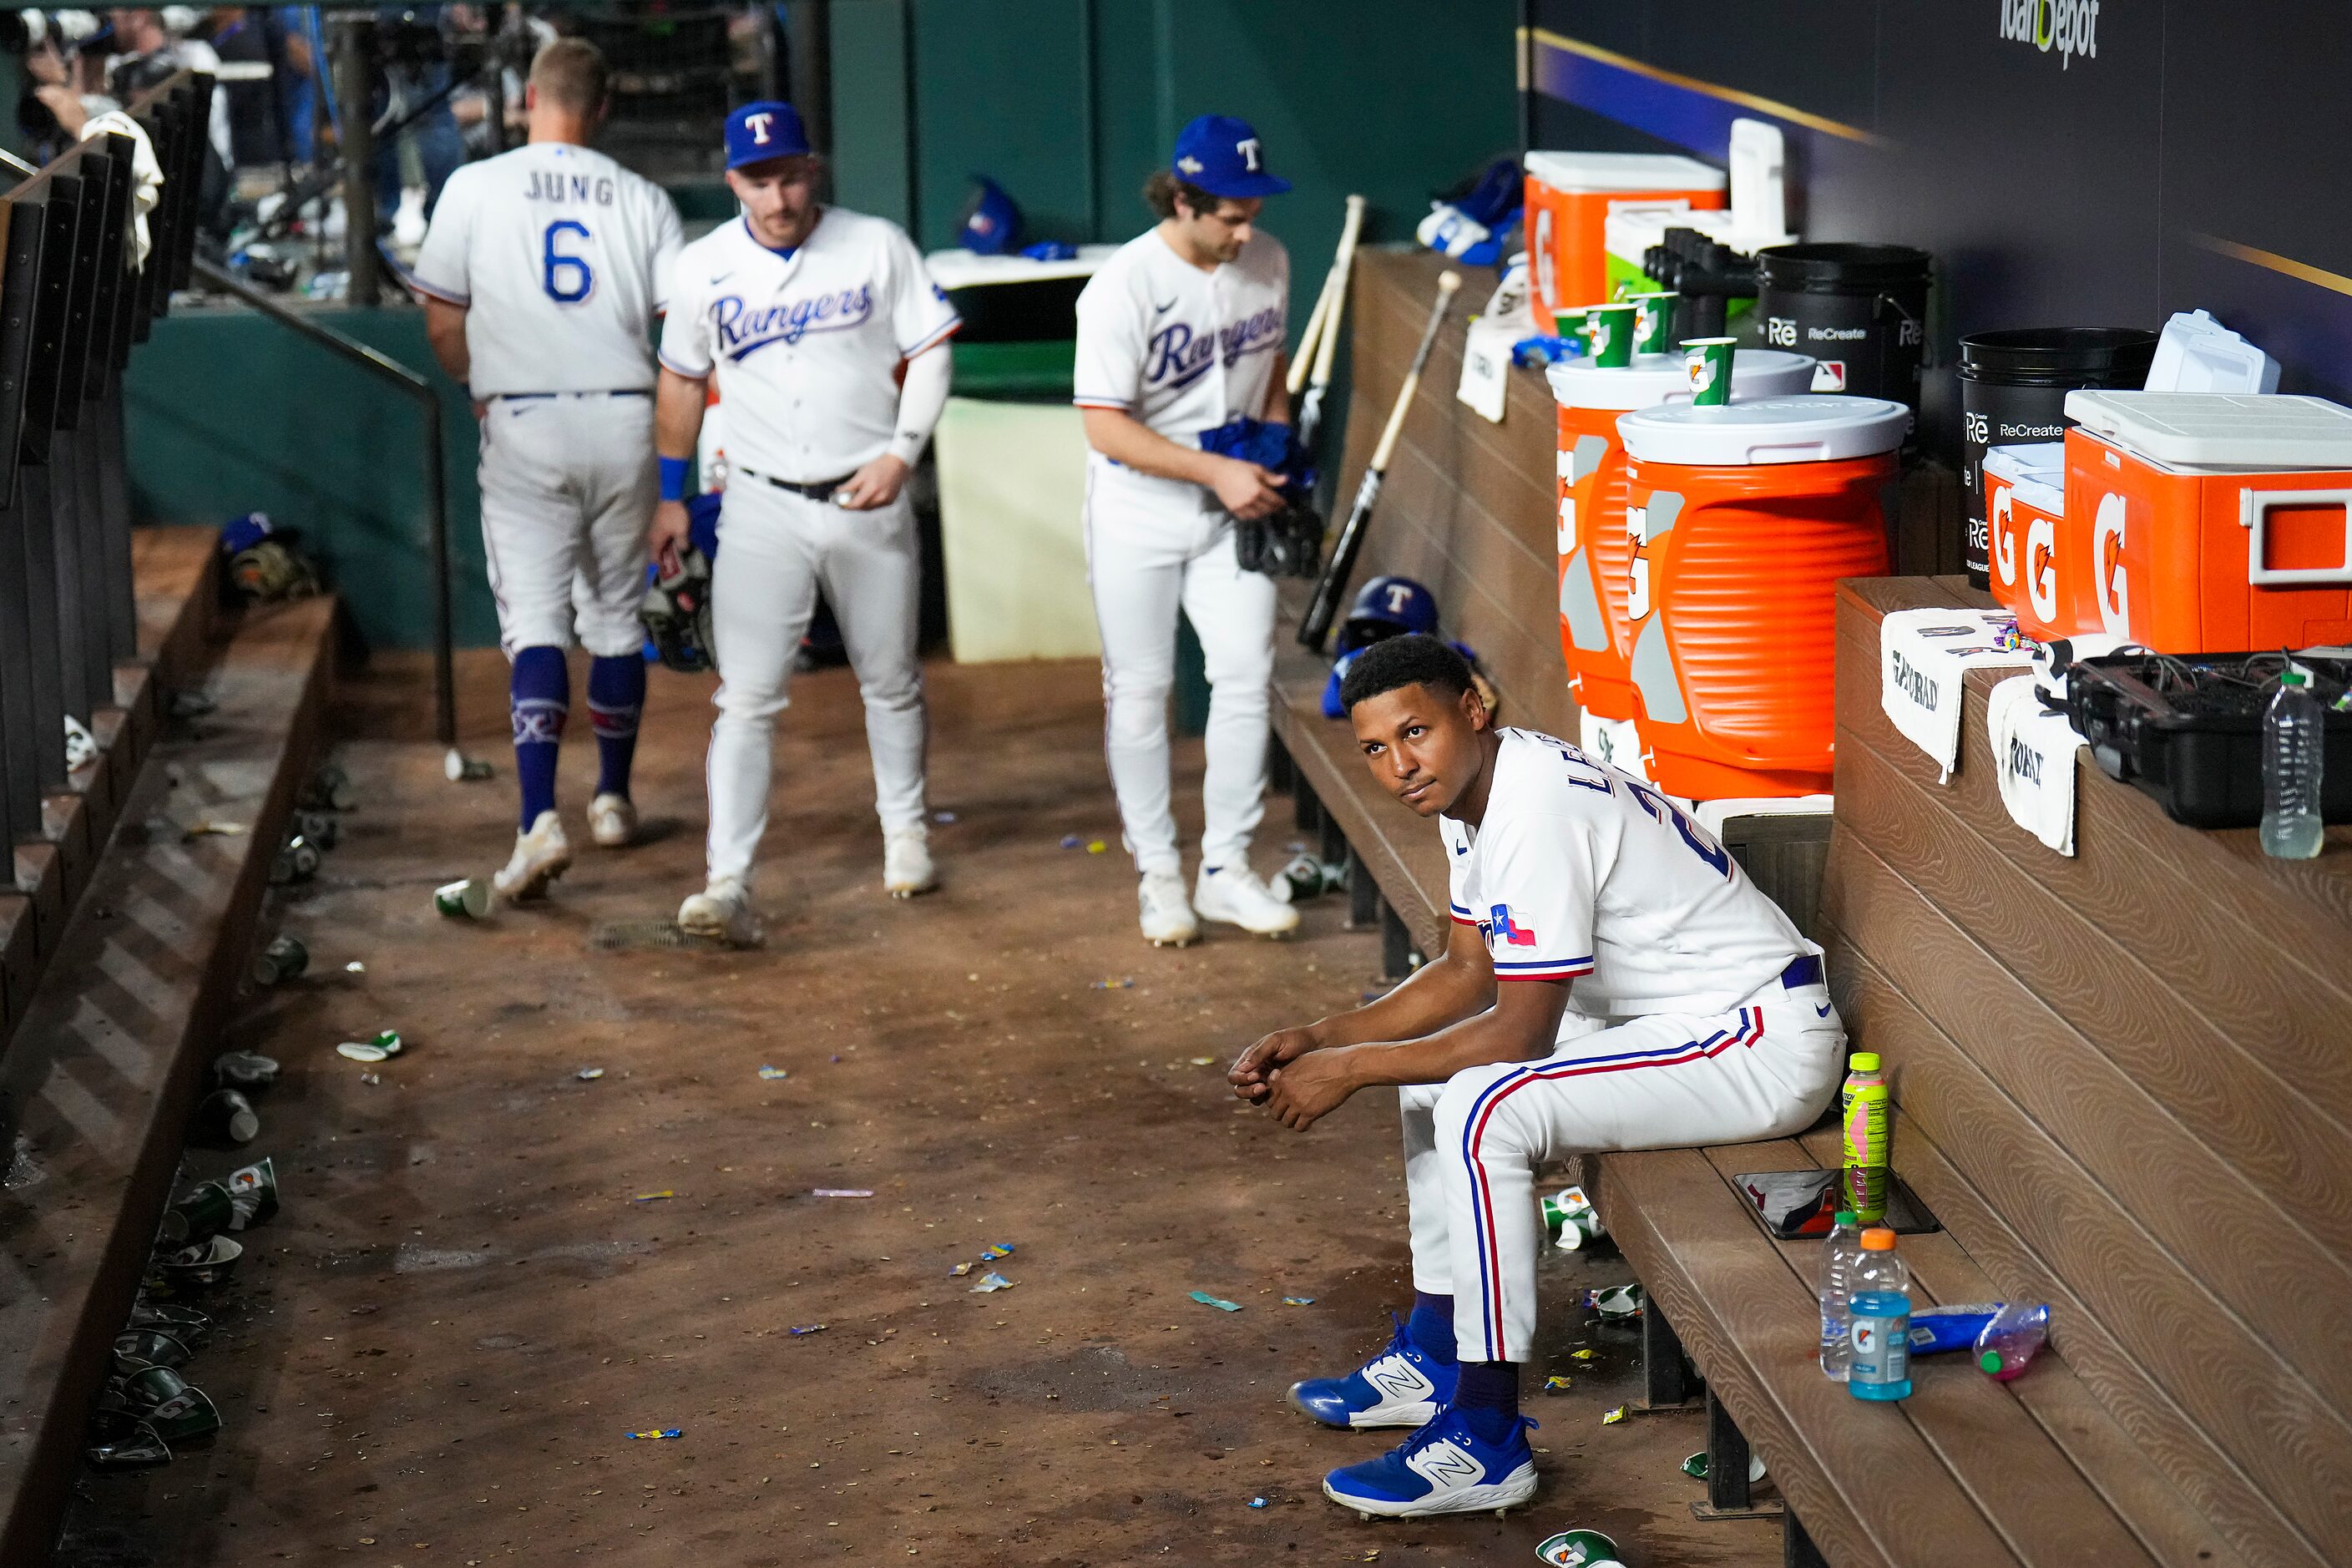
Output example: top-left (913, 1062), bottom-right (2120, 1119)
top-left (412, 142), bottom-right (684, 398)
top-left (1071, 227), bottom-right (1288, 442)
top-left (658, 208), bottom-right (960, 482)
top-left (1443, 727), bottom-right (1811, 1016)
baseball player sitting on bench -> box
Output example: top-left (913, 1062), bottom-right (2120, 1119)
top-left (1229, 634), bottom-right (1843, 1519)
top-left (650, 101), bottom-right (959, 945)
top-left (413, 38), bottom-right (684, 902)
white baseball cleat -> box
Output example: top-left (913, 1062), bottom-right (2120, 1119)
top-left (1194, 862), bottom-right (1302, 938)
top-left (1138, 870), bottom-right (1200, 948)
top-left (492, 811), bottom-right (572, 902)
top-left (586, 792), bottom-right (637, 848)
top-left (883, 830), bottom-right (937, 898)
top-left (679, 877), bottom-right (763, 948)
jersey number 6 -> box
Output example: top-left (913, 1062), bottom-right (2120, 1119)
top-left (543, 220), bottom-right (594, 304)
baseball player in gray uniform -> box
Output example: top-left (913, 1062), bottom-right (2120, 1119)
top-left (650, 101), bottom-right (959, 946)
top-left (414, 38), bottom-right (684, 902)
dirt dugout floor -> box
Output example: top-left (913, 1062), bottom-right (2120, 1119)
top-left (57, 656), bottom-right (1774, 1568)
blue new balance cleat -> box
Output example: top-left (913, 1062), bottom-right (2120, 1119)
top-left (1287, 1317), bottom-right (1458, 1429)
top-left (1323, 1409), bottom-right (1540, 1519)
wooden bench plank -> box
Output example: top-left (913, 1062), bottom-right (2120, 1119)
top-left (1818, 923), bottom-right (2344, 1565)
top-left (1695, 1139), bottom-right (2159, 1568)
top-left (1596, 1146), bottom-right (2023, 1568)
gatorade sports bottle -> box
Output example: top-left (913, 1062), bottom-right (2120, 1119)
top-left (1847, 1228), bottom-right (1912, 1401)
top-left (1818, 1211), bottom-right (1864, 1381)
top-left (1840, 1052), bottom-right (1889, 1223)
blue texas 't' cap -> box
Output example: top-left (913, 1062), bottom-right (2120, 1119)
top-left (726, 101), bottom-right (812, 169)
top-left (1171, 114), bottom-right (1290, 200)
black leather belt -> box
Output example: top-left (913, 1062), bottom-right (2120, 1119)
top-left (743, 467), bottom-right (854, 501)
top-left (491, 389), bottom-right (650, 402)
top-left (1781, 953), bottom-right (1824, 990)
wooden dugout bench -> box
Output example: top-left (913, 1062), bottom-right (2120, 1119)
top-left (1272, 249), bottom-right (2347, 1565)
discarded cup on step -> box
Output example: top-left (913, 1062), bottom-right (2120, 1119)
top-left (211, 1050), bottom-right (280, 1090)
top-left (303, 761), bottom-right (356, 811)
top-left (1536, 1528), bottom-right (1626, 1567)
top-left (195, 1088), bottom-right (260, 1146)
top-left (84, 1411), bottom-right (171, 1469)
top-left (156, 1235), bottom-right (243, 1289)
top-left (250, 934), bottom-right (308, 986)
top-left (336, 1030), bottom-right (403, 1064)
top-left (293, 809), bottom-right (341, 848)
top-left (444, 747), bottom-right (493, 783)
top-left (1585, 1282), bottom-right (1643, 1318)
top-left (269, 835), bottom-right (320, 885)
top-left (120, 1365), bottom-right (222, 1443)
top-left (225, 1156), bottom-right (279, 1230)
top-left (159, 1181), bottom-right (235, 1247)
top-left (126, 1301), bottom-right (210, 1345)
top-left (113, 1328), bottom-right (191, 1379)
top-left (1543, 1185), bottom-right (1605, 1251)
top-left (1682, 1448), bottom-right (1767, 1484)
top-left (434, 878), bottom-right (491, 918)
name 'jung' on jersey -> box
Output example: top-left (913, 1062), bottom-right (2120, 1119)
top-left (710, 285), bottom-right (877, 360)
top-left (524, 169), bottom-right (618, 206)
top-left (1144, 304), bottom-right (1286, 388)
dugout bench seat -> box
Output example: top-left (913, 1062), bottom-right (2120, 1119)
top-left (1267, 247), bottom-right (2331, 1565)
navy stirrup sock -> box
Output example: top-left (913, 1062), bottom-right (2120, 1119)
top-left (1407, 1291), bottom-right (1459, 1365)
top-left (587, 654), bottom-right (645, 799)
top-left (511, 645), bottom-right (569, 829)
top-left (1450, 1360), bottom-right (1521, 1443)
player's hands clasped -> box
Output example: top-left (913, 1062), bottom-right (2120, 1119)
top-left (646, 498), bottom-right (691, 578)
top-left (1229, 1024), bottom-right (1323, 1104)
top-left (1262, 1048), bottom-right (1357, 1131)
top-left (1211, 457), bottom-right (1287, 521)
top-left (834, 454), bottom-right (911, 511)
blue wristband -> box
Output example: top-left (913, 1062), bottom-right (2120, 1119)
top-left (658, 456), bottom-right (690, 503)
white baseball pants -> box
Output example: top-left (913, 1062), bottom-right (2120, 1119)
top-left (1083, 468), bottom-right (1277, 878)
top-left (1399, 976), bottom-right (1844, 1363)
top-left (477, 392), bottom-right (656, 657)
top-left (705, 478), bottom-right (928, 885)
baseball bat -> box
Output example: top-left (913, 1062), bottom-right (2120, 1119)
top-left (1297, 269), bottom-right (1461, 651)
top-left (1287, 266), bottom-right (1336, 400)
top-left (1293, 195), bottom-right (1365, 448)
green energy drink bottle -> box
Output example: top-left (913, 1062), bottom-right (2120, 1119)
top-left (1840, 1051), bottom-right (1889, 1224)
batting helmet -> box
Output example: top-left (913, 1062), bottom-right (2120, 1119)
top-left (1337, 574), bottom-right (1439, 655)
top-left (958, 177), bottom-right (1023, 256)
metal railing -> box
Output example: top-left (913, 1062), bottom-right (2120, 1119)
top-left (0, 71), bottom-right (210, 852)
top-left (187, 257), bottom-right (455, 747)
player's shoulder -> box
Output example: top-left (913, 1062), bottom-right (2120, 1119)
top-left (676, 217), bottom-right (748, 268)
top-left (812, 205), bottom-right (913, 255)
top-left (1078, 230), bottom-right (1163, 302)
top-left (1240, 228), bottom-right (1289, 270)
top-left (1488, 728), bottom-right (1621, 827)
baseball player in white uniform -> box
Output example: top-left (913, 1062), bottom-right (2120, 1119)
top-left (1074, 114), bottom-right (1300, 948)
top-left (1230, 635), bottom-right (1844, 1519)
top-left (414, 37), bottom-right (683, 901)
top-left (650, 101), bottom-right (959, 946)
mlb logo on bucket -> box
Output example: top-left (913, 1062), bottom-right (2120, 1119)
top-left (1999, 0), bottom-right (2100, 69)
top-left (1812, 361), bottom-right (1848, 392)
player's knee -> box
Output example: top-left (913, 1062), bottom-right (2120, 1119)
top-left (1433, 1068), bottom-right (1528, 1157)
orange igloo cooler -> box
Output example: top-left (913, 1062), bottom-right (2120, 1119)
top-left (1523, 152), bottom-right (1725, 320)
top-left (2061, 392), bottom-right (2352, 651)
top-left (1616, 396), bottom-right (1909, 798)
top-left (1550, 350), bottom-right (1816, 721)
top-left (1983, 443), bottom-right (2070, 639)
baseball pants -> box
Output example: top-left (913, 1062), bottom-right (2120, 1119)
top-left (705, 477), bottom-right (927, 885)
top-left (478, 392), bottom-right (656, 658)
top-left (1400, 973), bottom-right (1844, 1364)
top-left (1083, 468), bottom-right (1277, 878)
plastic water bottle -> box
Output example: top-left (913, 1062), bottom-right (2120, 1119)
top-left (1846, 1227), bottom-right (1912, 1401)
top-left (1976, 1301), bottom-right (2051, 1382)
top-left (2262, 665), bottom-right (2325, 860)
top-left (1818, 1210), bottom-right (1864, 1382)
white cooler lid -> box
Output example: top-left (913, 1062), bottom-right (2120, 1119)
top-left (2063, 391), bottom-right (2352, 470)
top-left (1983, 442), bottom-right (2066, 513)
top-left (1525, 150), bottom-right (1725, 194)
top-left (1547, 349), bottom-right (1816, 412)
top-left (1618, 396), bottom-right (1911, 466)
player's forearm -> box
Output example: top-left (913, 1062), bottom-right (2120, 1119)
top-left (654, 368), bottom-right (708, 461)
top-left (1328, 1004), bottom-right (1558, 1093)
top-left (1079, 406), bottom-right (1227, 488)
top-left (422, 298), bottom-right (470, 386)
top-left (1310, 934), bottom-right (1493, 1049)
top-left (886, 342), bottom-right (952, 467)
top-left (1262, 352), bottom-right (1291, 426)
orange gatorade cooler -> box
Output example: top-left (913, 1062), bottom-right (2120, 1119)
top-left (1616, 396), bottom-right (1909, 798)
top-left (2061, 392), bottom-right (2352, 651)
top-left (1982, 443), bottom-right (2070, 638)
top-left (1550, 351), bottom-right (1816, 721)
top-left (1523, 152), bottom-right (1726, 320)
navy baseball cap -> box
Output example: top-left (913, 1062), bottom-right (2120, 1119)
top-left (726, 101), bottom-right (812, 169)
top-left (1171, 114), bottom-right (1290, 200)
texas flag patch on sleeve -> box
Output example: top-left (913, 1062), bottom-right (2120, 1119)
top-left (1490, 904), bottom-right (1538, 948)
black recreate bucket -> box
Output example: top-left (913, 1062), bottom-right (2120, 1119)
top-left (1956, 327), bottom-right (2158, 587)
top-left (1756, 244), bottom-right (1933, 410)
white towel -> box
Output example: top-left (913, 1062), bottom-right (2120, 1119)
top-left (1879, 609), bottom-right (2032, 781)
top-left (82, 110), bottom-right (164, 271)
top-left (1987, 674), bottom-right (2084, 855)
